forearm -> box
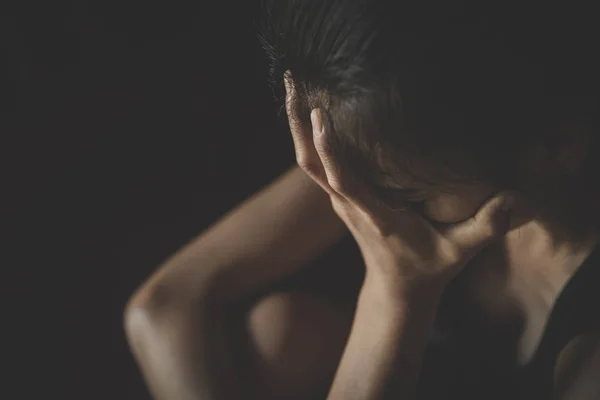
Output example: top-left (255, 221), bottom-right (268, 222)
top-left (125, 294), bottom-right (244, 400)
top-left (144, 166), bottom-right (346, 305)
top-left (122, 166), bottom-right (346, 399)
top-left (327, 274), bottom-right (443, 400)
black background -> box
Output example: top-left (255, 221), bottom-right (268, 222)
top-left (5, 1), bottom-right (302, 399)
top-left (6, 2), bottom-right (600, 399)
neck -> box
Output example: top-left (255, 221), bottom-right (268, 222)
top-left (506, 189), bottom-right (599, 276)
top-left (512, 177), bottom-right (598, 243)
top-left (502, 218), bottom-right (598, 363)
top-left (466, 196), bottom-right (599, 331)
top-left (464, 209), bottom-right (598, 364)
top-left (505, 219), bottom-right (598, 282)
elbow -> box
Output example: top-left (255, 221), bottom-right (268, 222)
top-left (123, 285), bottom-right (191, 400)
top-left (123, 277), bottom-right (208, 347)
top-left (123, 284), bottom-right (188, 374)
top-left (123, 279), bottom-right (177, 350)
top-left (123, 285), bottom-right (158, 354)
top-left (125, 273), bottom-right (184, 324)
top-left (123, 265), bottom-right (223, 354)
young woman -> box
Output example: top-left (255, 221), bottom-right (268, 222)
top-left (124, 1), bottom-right (600, 399)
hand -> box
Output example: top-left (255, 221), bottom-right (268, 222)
top-left (284, 75), bottom-right (515, 294)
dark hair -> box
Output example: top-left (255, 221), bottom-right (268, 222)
top-left (259, 0), bottom-right (598, 199)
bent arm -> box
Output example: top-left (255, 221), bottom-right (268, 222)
top-left (124, 165), bottom-right (348, 400)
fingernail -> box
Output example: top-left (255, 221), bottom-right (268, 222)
top-left (311, 109), bottom-right (323, 136)
top-left (283, 71), bottom-right (293, 94)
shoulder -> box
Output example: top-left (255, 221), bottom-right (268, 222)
top-left (554, 331), bottom-right (600, 400)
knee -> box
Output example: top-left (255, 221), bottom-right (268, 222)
top-left (248, 291), bottom-right (352, 398)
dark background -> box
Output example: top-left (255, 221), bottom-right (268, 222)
top-left (7, 2), bottom-right (600, 400)
top-left (5, 1), bottom-right (301, 399)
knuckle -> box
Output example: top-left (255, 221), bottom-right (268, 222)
top-left (315, 138), bottom-right (331, 155)
top-left (328, 174), bottom-right (356, 195)
top-left (328, 177), bottom-right (347, 193)
top-left (296, 157), bottom-right (318, 175)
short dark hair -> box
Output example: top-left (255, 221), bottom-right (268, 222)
top-left (259, 0), bottom-right (598, 198)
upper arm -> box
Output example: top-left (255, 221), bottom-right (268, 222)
top-left (133, 165), bottom-right (348, 307)
top-left (554, 331), bottom-right (600, 400)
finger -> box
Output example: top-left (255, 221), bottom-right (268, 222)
top-left (284, 74), bottom-right (333, 195)
top-left (442, 191), bottom-right (516, 256)
top-left (310, 109), bottom-right (348, 194)
top-left (311, 108), bottom-right (387, 214)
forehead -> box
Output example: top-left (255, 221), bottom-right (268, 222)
top-left (367, 157), bottom-right (475, 195)
top-left (368, 145), bottom-right (440, 190)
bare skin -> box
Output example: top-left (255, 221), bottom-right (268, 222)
top-left (124, 85), bottom-right (600, 399)
top-left (125, 165), bottom-right (353, 400)
top-left (125, 163), bottom-right (599, 400)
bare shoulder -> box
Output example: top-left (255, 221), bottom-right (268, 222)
top-left (554, 331), bottom-right (600, 400)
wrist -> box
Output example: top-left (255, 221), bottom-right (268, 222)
top-left (362, 269), bottom-right (446, 310)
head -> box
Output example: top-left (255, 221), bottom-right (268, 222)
top-left (259, 0), bottom-right (599, 237)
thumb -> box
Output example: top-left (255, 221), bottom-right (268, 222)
top-left (444, 191), bottom-right (516, 256)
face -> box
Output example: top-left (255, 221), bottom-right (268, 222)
top-left (420, 184), bottom-right (496, 224)
top-left (374, 174), bottom-right (496, 224)
top-left (369, 140), bottom-right (500, 224)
